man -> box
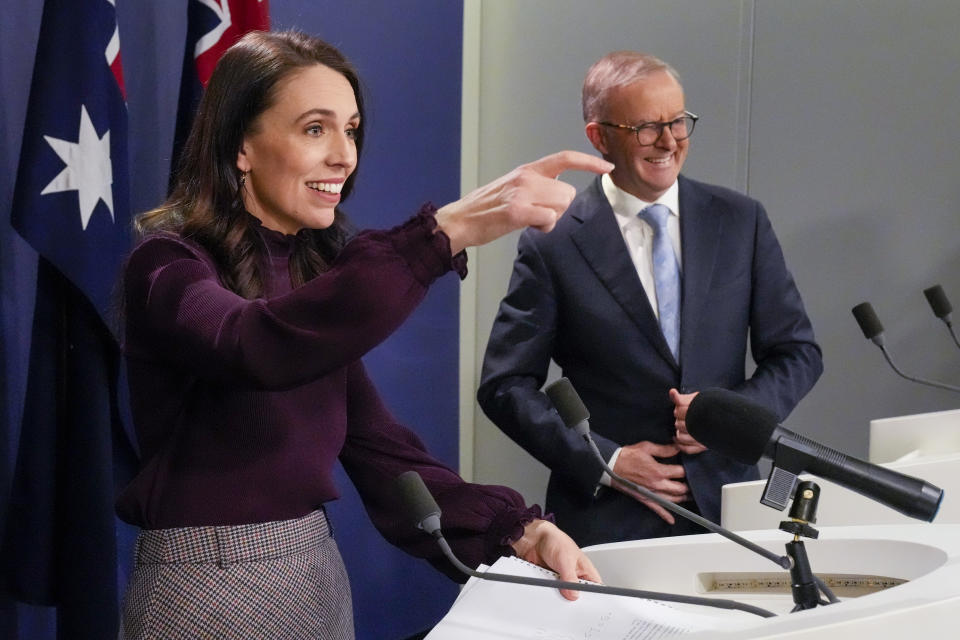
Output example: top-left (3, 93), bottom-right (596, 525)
top-left (477, 51), bottom-right (823, 547)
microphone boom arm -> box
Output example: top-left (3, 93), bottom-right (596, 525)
top-left (431, 533), bottom-right (775, 617)
top-left (396, 470), bottom-right (777, 618)
top-left (578, 429), bottom-right (793, 570)
top-left (878, 344), bottom-right (960, 393)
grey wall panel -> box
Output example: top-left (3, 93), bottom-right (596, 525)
top-left (748, 0), bottom-right (960, 456)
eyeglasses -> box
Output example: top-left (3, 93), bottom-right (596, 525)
top-left (596, 111), bottom-right (699, 146)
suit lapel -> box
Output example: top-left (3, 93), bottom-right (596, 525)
top-left (569, 179), bottom-right (678, 368)
top-left (678, 176), bottom-right (722, 369)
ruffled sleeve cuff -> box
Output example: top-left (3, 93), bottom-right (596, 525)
top-left (484, 504), bottom-right (554, 563)
top-left (389, 202), bottom-right (468, 284)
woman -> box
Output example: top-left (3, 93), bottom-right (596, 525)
top-left (117, 30), bottom-right (611, 638)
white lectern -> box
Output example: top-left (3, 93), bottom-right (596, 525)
top-left (427, 410), bottom-right (959, 638)
top-left (868, 407), bottom-right (960, 462)
top-left (428, 525), bottom-right (960, 639)
top-left (584, 524), bottom-right (960, 638)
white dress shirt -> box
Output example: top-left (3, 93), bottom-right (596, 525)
top-left (601, 172), bottom-right (682, 321)
top-left (597, 173), bottom-right (682, 487)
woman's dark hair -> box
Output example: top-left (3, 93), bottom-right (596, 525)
top-left (137, 30), bottom-right (364, 297)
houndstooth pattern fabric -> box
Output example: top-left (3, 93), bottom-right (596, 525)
top-left (119, 510), bottom-right (354, 639)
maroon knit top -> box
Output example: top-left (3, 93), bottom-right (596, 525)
top-left (116, 206), bottom-right (539, 574)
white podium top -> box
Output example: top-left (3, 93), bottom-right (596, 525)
top-left (868, 407), bottom-right (960, 462)
top-left (429, 525), bottom-right (960, 639)
top-left (584, 524), bottom-right (960, 639)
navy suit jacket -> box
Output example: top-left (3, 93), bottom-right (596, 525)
top-left (478, 175), bottom-right (823, 546)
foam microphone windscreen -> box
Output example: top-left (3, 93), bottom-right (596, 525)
top-left (923, 285), bottom-right (953, 319)
top-left (851, 302), bottom-right (884, 340)
top-left (545, 377), bottom-right (590, 428)
top-left (685, 388), bottom-right (780, 465)
top-left (395, 470), bottom-right (440, 526)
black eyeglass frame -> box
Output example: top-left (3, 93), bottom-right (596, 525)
top-left (596, 111), bottom-right (699, 146)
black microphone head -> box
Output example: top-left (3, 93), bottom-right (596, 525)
top-left (852, 302), bottom-right (884, 340)
top-left (686, 388), bottom-right (780, 465)
top-left (923, 284), bottom-right (952, 319)
top-left (395, 470), bottom-right (440, 528)
top-left (544, 377), bottom-right (590, 428)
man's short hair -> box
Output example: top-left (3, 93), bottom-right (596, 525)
top-left (581, 51), bottom-right (681, 123)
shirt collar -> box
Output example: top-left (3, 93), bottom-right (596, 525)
top-left (602, 173), bottom-right (680, 232)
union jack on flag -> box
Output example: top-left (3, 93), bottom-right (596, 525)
top-left (171, 0), bottom-right (270, 178)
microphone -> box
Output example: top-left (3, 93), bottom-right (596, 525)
top-left (851, 301), bottom-right (960, 393)
top-left (685, 387), bottom-right (944, 521)
top-left (543, 378), bottom-right (792, 571)
top-left (924, 284), bottom-right (953, 321)
top-left (924, 284), bottom-right (960, 350)
top-left (395, 470), bottom-right (775, 618)
top-left (851, 302), bottom-right (884, 346)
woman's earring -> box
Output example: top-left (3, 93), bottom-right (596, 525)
top-left (240, 171), bottom-right (248, 187)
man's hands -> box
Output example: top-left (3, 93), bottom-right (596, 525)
top-left (610, 388), bottom-right (708, 523)
top-left (435, 151), bottom-right (613, 254)
top-left (670, 388), bottom-right (707, 455)
top-left (611, 441), bottom-right (689, 524)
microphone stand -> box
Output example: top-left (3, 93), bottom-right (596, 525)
top-left (778, 480), bottom-right (838, 610)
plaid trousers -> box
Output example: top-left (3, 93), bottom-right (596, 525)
top-left (119, 510), bottom-right (354, 639)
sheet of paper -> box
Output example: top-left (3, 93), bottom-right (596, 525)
top-left (427, 556), bottom-right (754, 640)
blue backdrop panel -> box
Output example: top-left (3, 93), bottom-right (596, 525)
top-left (1, 1), bottom-right (464, 638)
top-left (269, 3), bottom-right (466, 638)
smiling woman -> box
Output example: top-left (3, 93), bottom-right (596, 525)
top-left (116, 29), bottom-right (611, 639)
top-left (237, 63), bottom-right (360, 234)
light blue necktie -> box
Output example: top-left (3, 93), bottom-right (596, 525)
top-left (639, 204), bottom-right (680, 359)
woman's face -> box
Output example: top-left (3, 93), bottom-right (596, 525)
top-left (237, 63), bottom-right (359, 234)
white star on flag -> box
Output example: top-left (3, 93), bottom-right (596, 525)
top-left (41, 105), bottom-right (114, 230)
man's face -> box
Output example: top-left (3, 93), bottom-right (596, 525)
top-left (590, 70), bottom-right (689, 202)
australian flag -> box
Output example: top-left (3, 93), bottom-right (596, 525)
top-left (170, 0), bottom-right (270, 184)
top-left (5, 0), bottom-right (137, 638)
top-left (12, 0), bottom-right (130, 319)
